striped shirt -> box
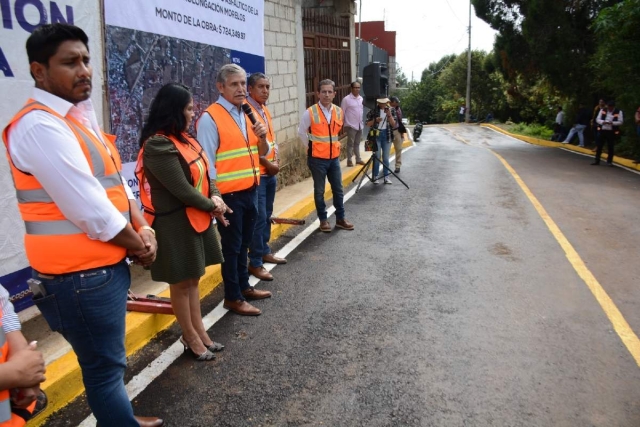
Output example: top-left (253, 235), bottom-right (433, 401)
top-left (0, 284), bottom-right (21, 333)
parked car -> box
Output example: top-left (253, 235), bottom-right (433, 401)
top-left (401, 118), bottom-right (409, 126)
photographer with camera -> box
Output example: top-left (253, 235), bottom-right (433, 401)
top-left (365, 98), bottom-right (397, 184)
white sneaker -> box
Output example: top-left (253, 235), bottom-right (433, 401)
top-left (384, 177), bottom-right (392, 184)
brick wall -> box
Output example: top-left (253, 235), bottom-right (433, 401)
top-left (264, 0), bottom-right (309, 187)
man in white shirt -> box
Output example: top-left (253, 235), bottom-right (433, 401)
top-left (552, 106), bottom-right (565, 141)
top-left (592, 100), bottom-right (624, 166)
top-left (298, 79), bottom-right (354, 233)
top-left (340, 82), bottom-right (365, 167)
top-left (2, 24), bottom-right (161, 427)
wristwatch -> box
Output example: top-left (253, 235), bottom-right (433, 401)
top-left (138, 225), bottom-right (156, 236)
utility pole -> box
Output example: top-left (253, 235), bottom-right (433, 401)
top-left (465, 0), bottom-right (472, 123)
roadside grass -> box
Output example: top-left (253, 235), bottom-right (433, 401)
top-left (493, 122), bottom-right (638, 160)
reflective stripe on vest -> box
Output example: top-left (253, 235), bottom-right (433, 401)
top-left (2, 100), bottom-right (129, 274)
top-left (201, 104), bottom-right (260, 194)
top-left (136, 133), bottom-right (212, 233)
top-left (0, 307), bottom-right (11, 424)
top-left (307, 104), bottom-right (343, 159)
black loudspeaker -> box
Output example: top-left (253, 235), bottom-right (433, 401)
top-left (362, 62), bottom-right (388, 107)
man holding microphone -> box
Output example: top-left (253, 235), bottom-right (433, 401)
top-left (197, 64), bottom-right (271, 316)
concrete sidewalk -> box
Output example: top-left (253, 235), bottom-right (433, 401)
top-left (25, 137), bottom-right (414, 426)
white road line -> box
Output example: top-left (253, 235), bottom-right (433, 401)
top-left (78, 145), bottom-right (414, 426)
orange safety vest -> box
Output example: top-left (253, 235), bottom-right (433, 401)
top-left (201, 103), bottom-right (260, 194)
top-left (0, 306), bottom-right (35, 427)
top-left (136, 133), bottom-right (212, 233)
top-left (307, 103), bottom-right (343, 160)
top-left (2, 100), bottom-right (130, 275)
top-left (248, 103), bottom-right (277, 176)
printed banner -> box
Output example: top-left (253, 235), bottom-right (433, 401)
top-left (104, 0), bottom-right (265, 197)
top-left (105, 0), bottom-right (264, 57)
top-left (0, 0), bottom-right (104, 305)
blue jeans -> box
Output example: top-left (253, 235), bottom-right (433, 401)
top-left (217, 188), bottom-right (257, 301)
top-left (249, 175), bottom-right (276, 268)
top-left (32, 261), bottom-right (137, 426)
top-left (307, 156), bottom-right (345, 221)
top-left (563, 124), bottom-right (586, 146)
top-left (372, 130), bottom-right (392, 178)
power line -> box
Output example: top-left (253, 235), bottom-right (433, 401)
top-left (444, 0), bottom-right (465, 26)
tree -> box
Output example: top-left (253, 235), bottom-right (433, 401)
top-left (438, 51), bottom-right (507, 122)
top-left (591, 0), bottom-right (640, 109)
top-left (472, 0), bottom-right (622, 99)
top-left (395, 66), bottom-right (409, 87)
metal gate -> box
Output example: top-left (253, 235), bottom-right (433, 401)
top-left (302, 8), bottom-right (351, 108)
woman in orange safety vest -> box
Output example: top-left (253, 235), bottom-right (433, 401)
top-left (137, 83), bottom-right (228, 361)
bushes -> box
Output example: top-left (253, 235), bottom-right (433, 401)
top-left (509, 123), bottom-right (554, 140)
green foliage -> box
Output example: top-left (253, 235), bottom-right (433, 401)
top-left (509, 122), bottom-right (554, 139)
top-left (472, 0), bottom-right (622, 100)
top-left (591, 0), bottom-right (640, 137)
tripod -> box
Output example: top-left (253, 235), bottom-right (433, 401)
top-left (352, 152), bottom-right (409, 192)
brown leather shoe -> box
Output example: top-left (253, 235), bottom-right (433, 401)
top-left (135, 416), bottom-right (164, 427)
top-left (263, 253), bottom-right (287, 264)
top-left (242, 287), bottom-right (272, 300)
top-left (223, 299), bottom-right (262, 316)
top-left (347, 160), bottom-right (354, 167)
top-left (356, 160), bottom-right (366, 165)
top-left (335, 218), bottom-right (354, 230)
top-left (319, 220), bottom-right (332, 232)
top-left (248, 265), bottom-right (273, 281)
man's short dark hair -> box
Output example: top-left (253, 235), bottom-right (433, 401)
top-left (248, 72), bottom-right (268, 88)
top-left (350, 81), bottom-right (360, 88)
top-left (607, 100), bottom-right (616, 106)
top-left (26, 24), bottom-right (89, 66)
top-left (390, 96), bottom-right (399, 103)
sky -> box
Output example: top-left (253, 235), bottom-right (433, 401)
top-left (356, 0), bottom-right (498, 82)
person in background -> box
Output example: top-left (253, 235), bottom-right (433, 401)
top-left (562, 104), bottom-right (590, 147)
top-left (197, 64), bottom-right (271, 316)
top-left (340, 81), bottom-right (365, 167)
top-left (590, 99), bottom-right (606, 151)
top-left (298, 79), bottom-right (354, 233)
top-left (389, 96), bottom-right (405, 173)
top-left (551, 106), bottom-right (565, 141)
top-left (365, 97), bottom-right (397, 184)
top-left (2, 24), bottom-right (161, 426)
top-left (591, 100), bottom-right (624, 166)
top-left (459, 105), bottom-right (465, 123)
top-left (0, 284), bottom-right (46, 426)
top-left (137, 83), bottom-right (226, 361)
top-left (246, 72), bottom-right (287, 282)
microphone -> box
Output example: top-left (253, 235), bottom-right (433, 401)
top-left (241, 103), bottom-right (257, 125)
top-left (242, 102), bottom-right (266, 142)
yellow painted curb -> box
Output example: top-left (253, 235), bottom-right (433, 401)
top-left (481, 123), bottom-right (640, 171)
top-left (31, 139), bottom-right (415, 425)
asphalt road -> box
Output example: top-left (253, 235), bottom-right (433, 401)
top-left (48, 125), bottom-right (640, 426)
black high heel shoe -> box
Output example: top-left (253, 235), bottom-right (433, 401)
top-left (180, 336), bottom-right (216, 361)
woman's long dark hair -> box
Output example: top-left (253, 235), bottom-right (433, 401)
top-left (139, 83), bottom-right (192, 147)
